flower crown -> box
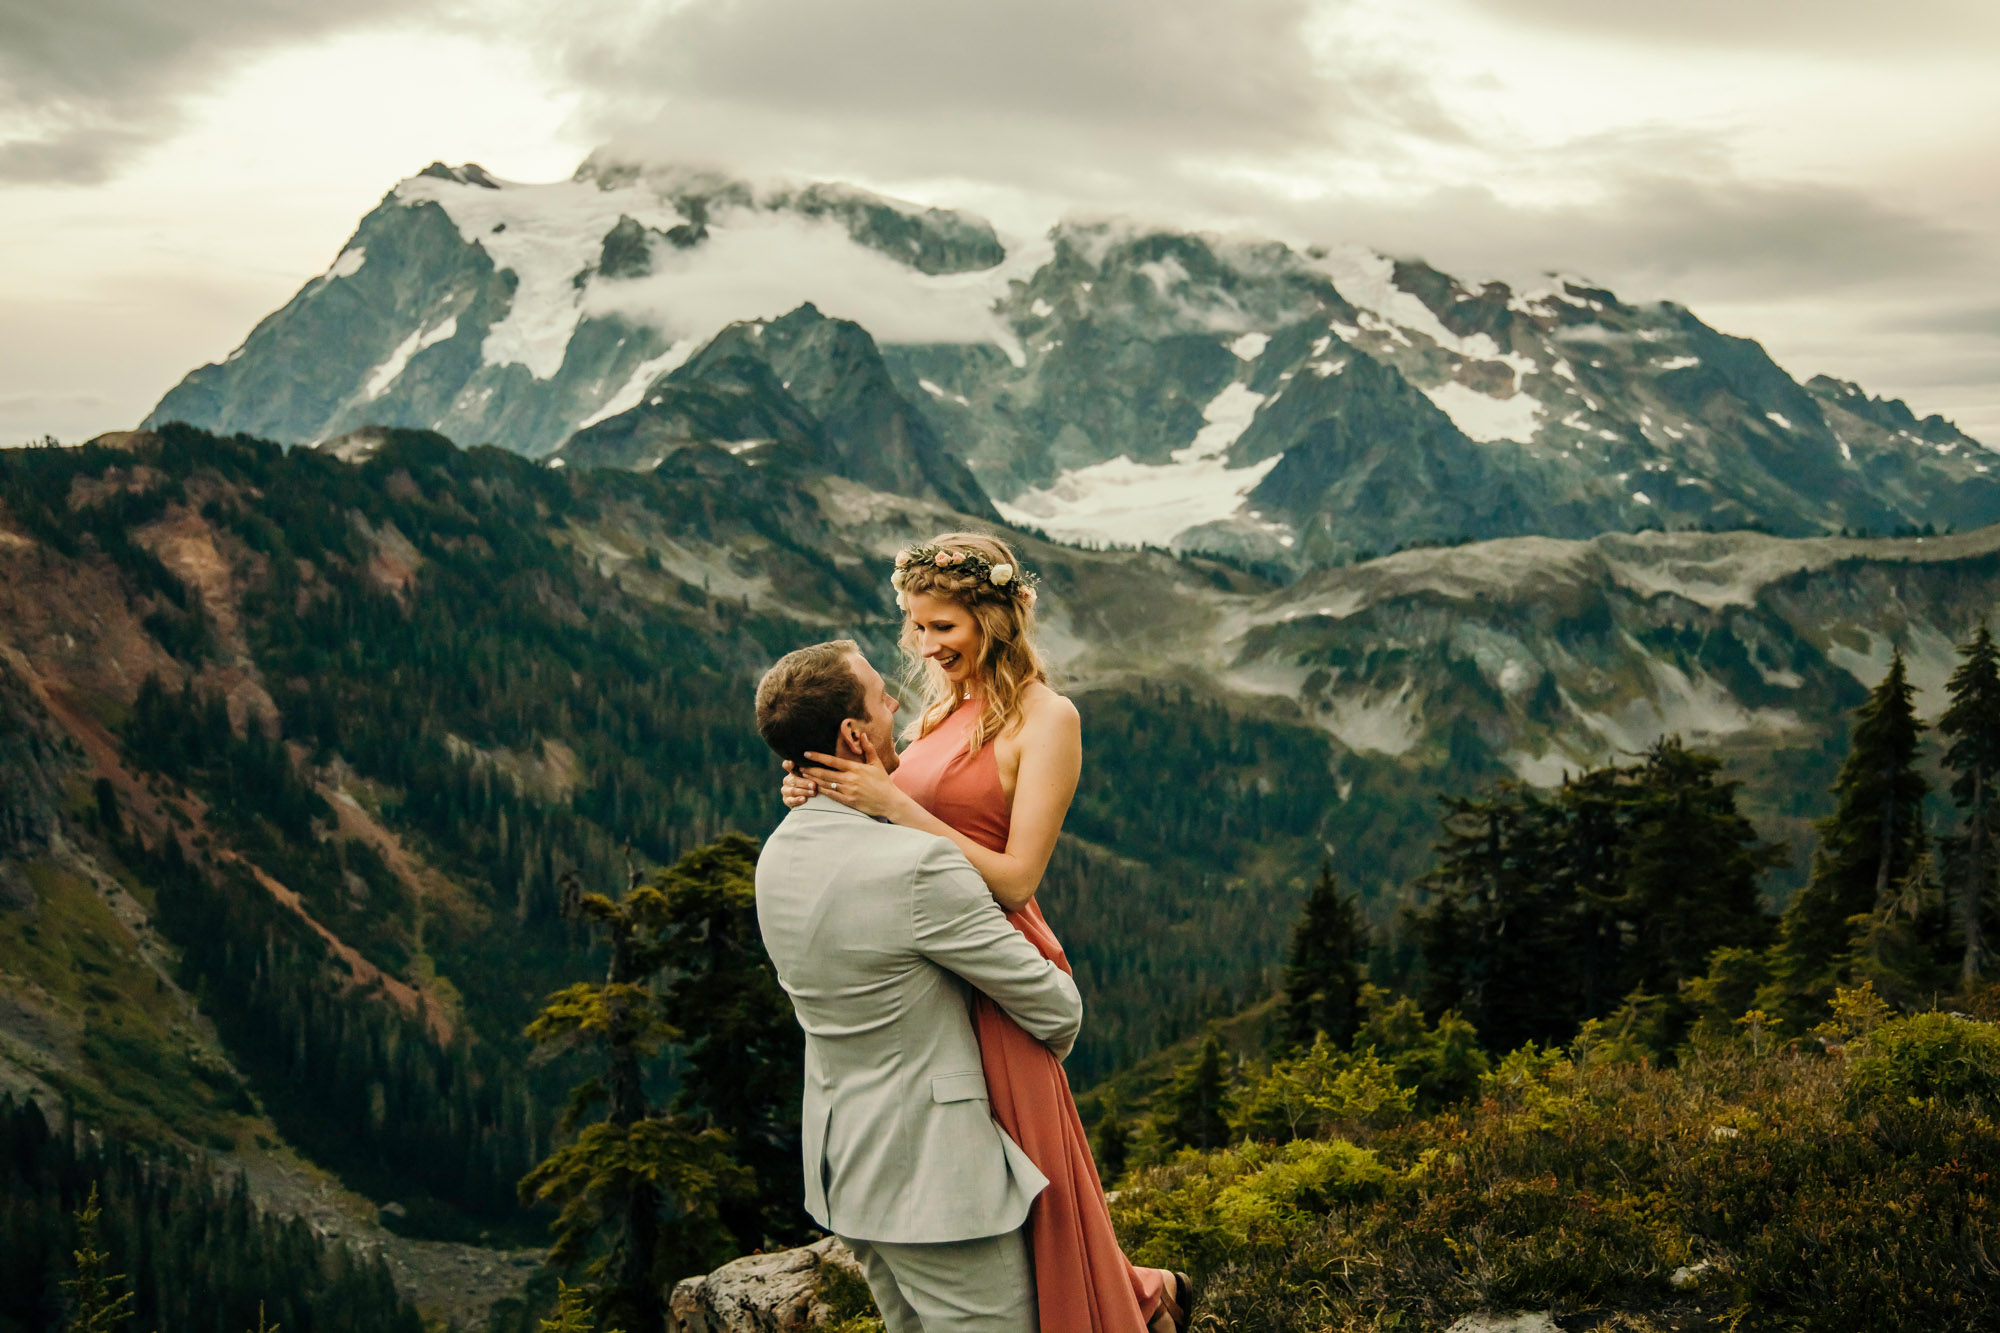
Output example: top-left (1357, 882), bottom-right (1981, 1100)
top-left (891, 543), bottom-right (1039, 604)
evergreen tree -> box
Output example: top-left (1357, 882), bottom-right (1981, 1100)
top-left (1413, 744), bottom-right (1780, 1051)
top-left (519, 856), bottom-right (750, 1333)
top-left (541, 1283), bottom-right (621, 1333)
top-left (1092, 1098), bottom-right (1131, 1186)
top-left (648, 835), bottom-right (805, 1254)
top-left (1155, 1033), bottom-right (1233, 1153)
top-left (1847, 847), bottom-right (1951, 1008)
top-left (1773, 651), bottom-right (1930, 1012)
top-left (1281, 862), bottom-right (1367, 1049)
top-left (1412, 785), bottom-right (1570, 1052)
top-left (1617, 739), bottom-right (1782, 998)
top-left (1939, 624), bottom-right (2000, 987)
top-left (63, 1185), bottom-right (133, 1333)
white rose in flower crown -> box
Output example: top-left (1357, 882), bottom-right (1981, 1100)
top-left (990, 563), bottom-right (1014, 586)
top-left (894, 551), bottom-right (912, 570)
top-left (890, 570), bottom-right (905, 590)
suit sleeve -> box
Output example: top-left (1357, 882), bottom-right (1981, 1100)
top-left (908, 839), bottom-right (1083, 1061)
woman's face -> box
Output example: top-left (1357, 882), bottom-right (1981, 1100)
top-left (904, 589), bottom-right (983, 687)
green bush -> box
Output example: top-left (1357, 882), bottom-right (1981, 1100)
top-left (1233, 1039), bottom-right (1413, 1142)
top-left (1847, 1011), bottom-right (2000, 1106)
top-left (1104, 1019), bottom-right (2000, 1332)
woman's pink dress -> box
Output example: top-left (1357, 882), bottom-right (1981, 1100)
top-left (893, 698), bottom-right (1169, 1333)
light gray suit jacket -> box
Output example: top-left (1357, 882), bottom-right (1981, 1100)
top-left (755, 795), bottom-right (1083, 1244)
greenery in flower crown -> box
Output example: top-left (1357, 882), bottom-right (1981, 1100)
top-left (891, 543), bottom-right (1039, 599)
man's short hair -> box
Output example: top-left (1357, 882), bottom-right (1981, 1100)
top-left (755, 639), bottom-right (865, 770)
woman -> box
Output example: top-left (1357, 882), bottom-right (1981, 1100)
top-left (782, 531), bottom-right (1192, 1333)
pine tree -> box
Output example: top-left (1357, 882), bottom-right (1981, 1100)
top-left (1281, 862), bottom-right (1366, 1049)
top-left (1092, 1097), bottom-right (1131, 1185)
top-left (1939, 624), bottom-right (2000, 987)
top-left (1412, 786), bottom-right (1570, 1052)
top-left (1155, 1033), bottom-right (1233, 1152)
top-left (519, 854), bottom-right (750, 1333)
top-left (1773, 651), bottom-right (1930, 1013)
top-left (1618, 739), bottom-right (1781, 996)
top-left (63, 1184), bottom-right (134, 1333)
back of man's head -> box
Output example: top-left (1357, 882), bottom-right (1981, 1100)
top-left (755, 639), bottom-right (864, 771)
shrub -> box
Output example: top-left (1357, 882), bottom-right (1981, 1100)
top-left (1847, 1011), bottom-right (2000, 1106)
top-left (1107, 1026), bottom-right (2000, 1332)
top-left (1233, 1038), bottom-right (1413, 1142)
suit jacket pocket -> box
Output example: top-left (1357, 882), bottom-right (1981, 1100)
top-left (930, 1071), bottom-right (989, 1104)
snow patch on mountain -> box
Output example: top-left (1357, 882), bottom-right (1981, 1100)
top-left (583, 208), bottom-right (1022, 357)
top-left (1305, 246), bottom-right (1505, 362)
top-left (993, 381), bottom-right (1276, 547)
top-left (1823, 623), bottom-right (1961, 718)
top-left (327, 247), bottom-right (366, 280)
top-left (1323, 679), bottom-right (1423, 756)
top-left (1573, 661), bottom-right (1800, 754)
top-left (395, 168), bottom-right (1024, 384)
top-left (1230, 332), bottom-right (1270, 361)
top-left (919, 378), bottom-right (971, 407)
top-left (1422, 382), bottom-right (1542, 444)
top-left (397, 172), bottom-right (684, 379)
top-left (575, 341), bottom-right (697, 430)
top-left (363, 317), bottom-right (458, 399)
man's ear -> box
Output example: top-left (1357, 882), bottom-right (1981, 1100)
top-left (836, 717), bottom-right (864, 757)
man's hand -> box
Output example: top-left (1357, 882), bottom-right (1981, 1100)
top-left (779, 761), bottom-right (816, 809)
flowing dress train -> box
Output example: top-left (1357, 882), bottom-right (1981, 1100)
top-left (893, 698), bottom-right (1170, 1333)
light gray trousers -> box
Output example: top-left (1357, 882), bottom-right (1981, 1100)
top-left (838, 1228), bottom-right (1036, 1333)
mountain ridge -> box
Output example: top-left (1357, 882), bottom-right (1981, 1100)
top-left (144, 155), bottom-right (1998, 570)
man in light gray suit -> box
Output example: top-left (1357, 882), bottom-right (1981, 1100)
top-left (753, 640), bottom-right (1079, 1333)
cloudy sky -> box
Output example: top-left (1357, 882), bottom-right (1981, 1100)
top-left (4, 0), bottom-right (1998, 445)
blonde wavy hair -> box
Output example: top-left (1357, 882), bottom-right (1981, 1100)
top-left (894, 530), bottom-right (1047, 754)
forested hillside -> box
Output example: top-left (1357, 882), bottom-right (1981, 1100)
top-left (8, 420), bottom-right (2000, 1328)
top-left (0, 424), bottom-right (1347, 1291)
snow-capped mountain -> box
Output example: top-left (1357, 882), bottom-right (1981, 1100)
top-left (147, 156), bottom-right (2000, 566)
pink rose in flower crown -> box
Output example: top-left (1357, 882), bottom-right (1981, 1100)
top-left (935, 550), bottom-right (960, 567)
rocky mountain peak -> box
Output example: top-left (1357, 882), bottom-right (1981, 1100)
top-left (416, 161), bottom-right (500, 189)
top-left (145, 154), bottom-right (1998, 569)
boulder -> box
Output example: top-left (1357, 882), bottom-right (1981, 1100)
top-left (667, 1235), bottom-right (865, 1333)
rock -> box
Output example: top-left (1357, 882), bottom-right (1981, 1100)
top-left (1671, 1259), bottom-right (1715, 1289)
top-left (667, 1235), bottom-right (864, 1333)
top-left (1444, 1316), bottom-right (1561, 1333)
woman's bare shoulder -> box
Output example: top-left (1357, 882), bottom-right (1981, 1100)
top-left (1020, 681), bottom-right (1080, 729)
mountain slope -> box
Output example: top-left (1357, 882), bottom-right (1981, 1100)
top-left (145, 158), bottom-right (1998, 568)
top-left (553, 302), bottom-right (995, 517)
top-left (147, 160), bottom-right (1018, 463)
top-left (18, 425), bottom-right (2000, 1093)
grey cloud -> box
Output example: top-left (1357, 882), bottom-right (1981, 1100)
top-left (1894, 306), bottom-right (2000, 337)
top-left (0, 122), bottom-right (156, 186)
top-left (1267, 171), bottom-right (1982, 302)
top-left (0, 0), bottom-right (424, 182)
top-left (548, 0), bottom-right (1462, 196)
top-left (1459, 0), bottom-right (2000, 53)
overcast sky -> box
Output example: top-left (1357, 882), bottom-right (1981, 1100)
top-left (4, 0), bottom-right (1997, 446)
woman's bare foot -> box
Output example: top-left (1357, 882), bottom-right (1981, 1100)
top-left (1147, 1271), bottom-right (1193, 1333)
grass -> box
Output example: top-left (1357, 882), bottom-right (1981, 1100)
top-left (0, 857), bottom-right (252, 1146)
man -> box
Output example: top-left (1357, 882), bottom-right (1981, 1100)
top-left (753, 640), bottom-right (1080, 1333)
